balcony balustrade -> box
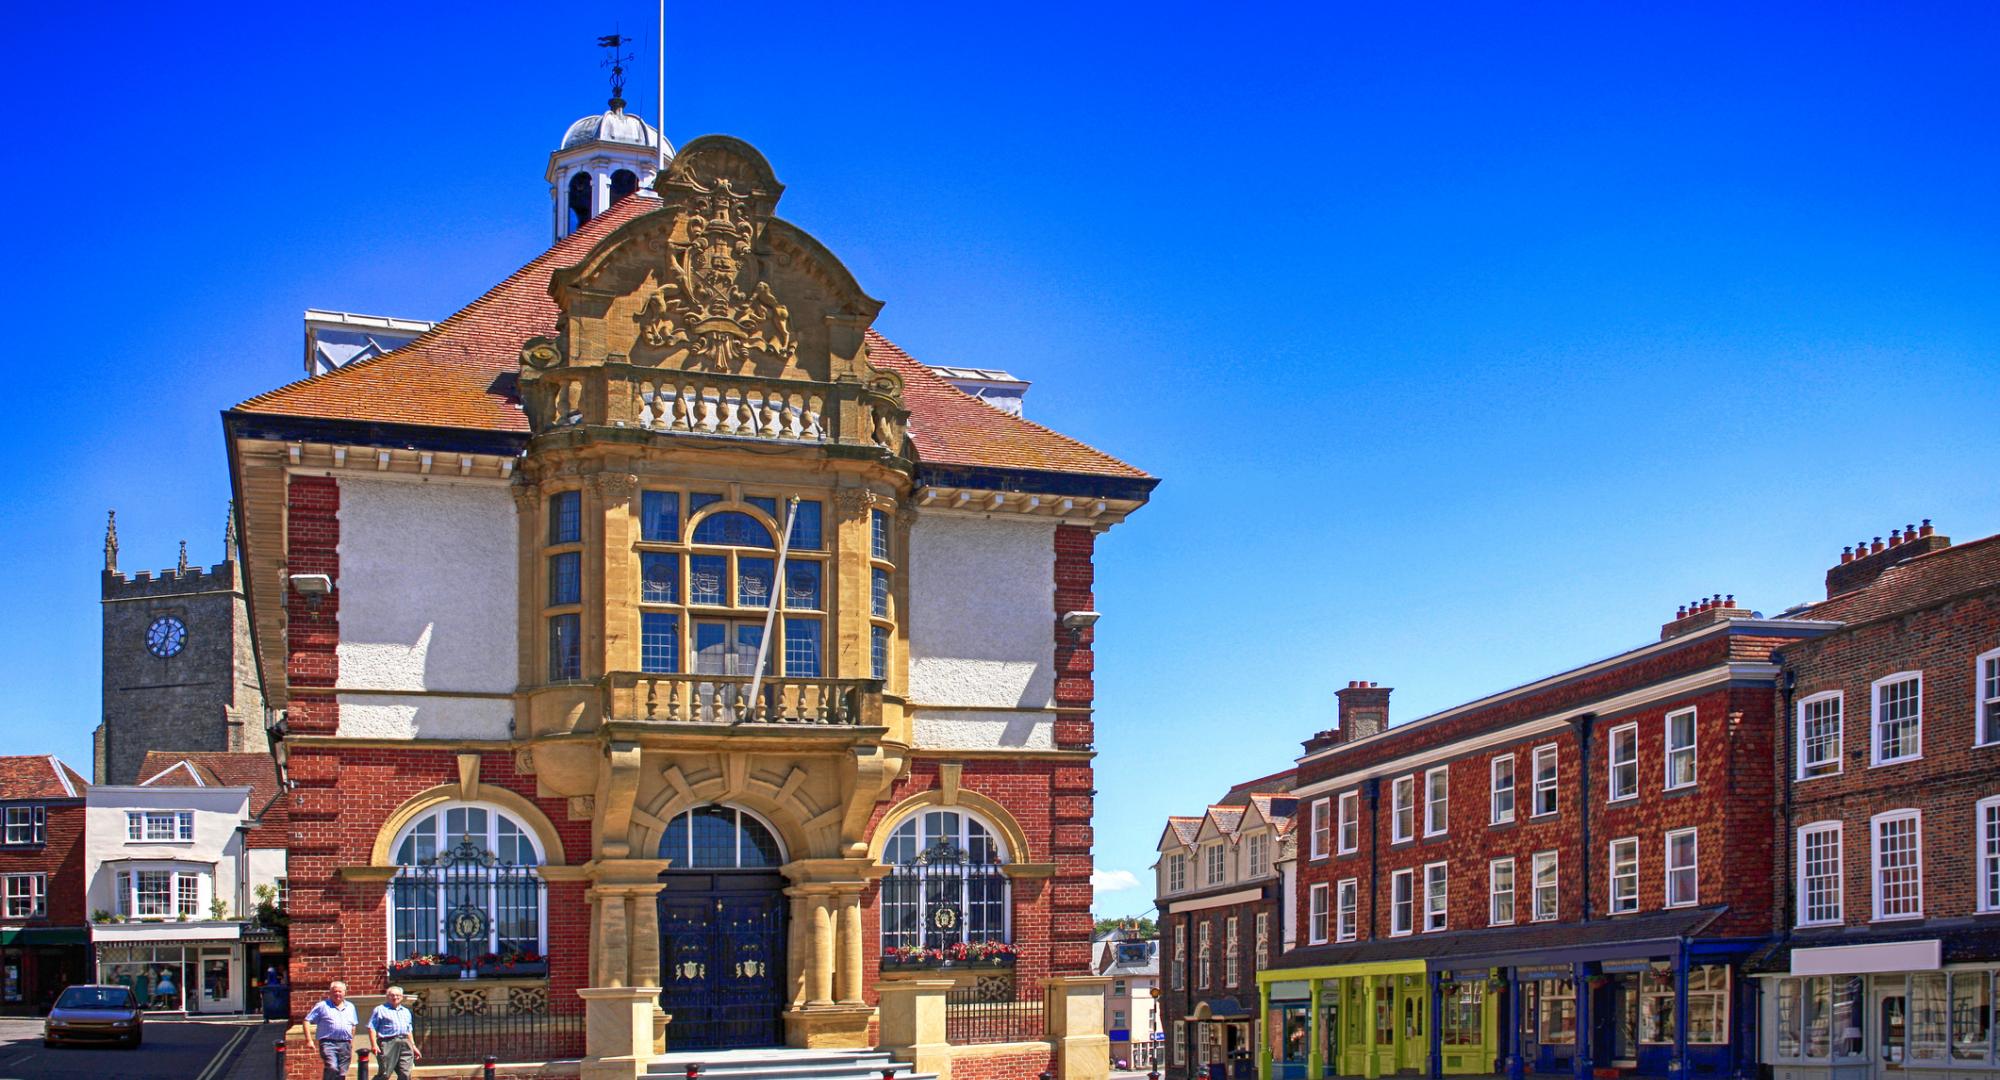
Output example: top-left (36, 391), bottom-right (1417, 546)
top-left (604, 672), bottom-right (883, 728)
top-left (520, 364), bottom-right (906, 455)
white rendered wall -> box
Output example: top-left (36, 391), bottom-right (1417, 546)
top-left (335, 475), bottom-right (517, 740)
top-left (906, 512), bottom-right (1056, 749)
top-left (84, 786), bottom-right (250, 918)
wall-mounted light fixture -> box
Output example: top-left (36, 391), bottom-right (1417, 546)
top-left (1060, 610), bottom-right (1100, 644)
top-left (289, 572), bottom-right (333, 612)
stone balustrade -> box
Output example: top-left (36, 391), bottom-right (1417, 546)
top-left (605, 672), bottom-right (882, 727)
top-left (518, 364), bottom-right (909, 458)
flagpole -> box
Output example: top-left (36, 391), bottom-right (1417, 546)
top-left (657, 0), bottom-right (667, 174)
top-left (745, 497), bottom-right (799, 721)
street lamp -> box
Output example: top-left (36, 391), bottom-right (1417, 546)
top-left (1149, 985), bottom-right (1164, 1080)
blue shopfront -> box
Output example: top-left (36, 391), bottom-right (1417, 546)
top-left (1435, 931), bottom-right (1760, 1080)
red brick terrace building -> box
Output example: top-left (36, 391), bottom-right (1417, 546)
top-left (0, 755), bottom-right (90, 1013)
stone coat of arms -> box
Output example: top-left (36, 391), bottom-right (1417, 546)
top-left (635, 173), bottom-right (795, 371)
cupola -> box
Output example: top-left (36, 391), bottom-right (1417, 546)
top-left (545, 38), bottom-right (674, 241)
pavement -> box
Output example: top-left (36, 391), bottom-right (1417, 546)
top-left (0, 1014), bottom-right (281, 1080)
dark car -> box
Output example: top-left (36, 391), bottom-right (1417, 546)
top-left (44, 984), bottom-right (144, 1048)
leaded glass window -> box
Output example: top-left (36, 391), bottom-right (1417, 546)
top-left (390, 804), bottom-right (544, 963)
top-left (659, 805), bottom-right (782, 869)
top-left (641, 490), bottom-right (679, 542)
top-left (879, 810), bottom-right (1010, 957)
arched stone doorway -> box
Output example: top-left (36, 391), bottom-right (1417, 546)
top-left (658, 805), bottom-right (788, 1049)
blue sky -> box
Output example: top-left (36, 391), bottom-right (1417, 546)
top-left (3, 4), bottom-right (1996, 918)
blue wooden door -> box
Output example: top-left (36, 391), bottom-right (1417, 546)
top-left (659, 871), bottom-right (787, 1049)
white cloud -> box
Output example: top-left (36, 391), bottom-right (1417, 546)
top-left (1092, 868), bottom-right (1141, 894)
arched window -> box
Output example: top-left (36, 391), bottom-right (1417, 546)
top-left (568, 172), bottom-right (595, 231)
top-left (880, 809), bottom-right (1011, 960)
top-left (390, 804), bottom-right (544, 964)
top-left (659, 805), bottom-right (783, 869)
top-left (610, 169), bottom-right (639, 202)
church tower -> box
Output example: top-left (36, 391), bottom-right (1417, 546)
top-left (95, 507), bottom-right (267, 784)
top-left (546, 37), bottom-right (671, 241)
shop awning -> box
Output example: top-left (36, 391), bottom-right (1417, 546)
top-left (91, 920), bottom-right (244, 944)
top-left (1746, 925), bottom-right (2000, 975)
top-left (1190, 997), bottom-right (1253, 1021)
top-left (0, 927), bottom-right (90, 946)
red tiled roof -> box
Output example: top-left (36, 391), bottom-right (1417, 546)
top-left (232, 195), bottom-right (1149, 483)
top-left (138, 751), bottom-right (288, 847)
top-left (1166, 817), bottom-right (1201, 847)
top-left (1795, 532), bottom-right (2000, 627)
top-left (0, 756), bottom-right (85, 799)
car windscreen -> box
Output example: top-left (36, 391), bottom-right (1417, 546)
top-left (55, 987), bottom-right (136, 1009)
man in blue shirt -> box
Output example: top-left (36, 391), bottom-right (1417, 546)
top-left (369, 985), bottom-right (423, 1079)
top-left (303, 981), bottom-right (357, 1079)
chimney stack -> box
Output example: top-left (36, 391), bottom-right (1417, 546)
top-left (1661, 591), bottom-right (1754, 639)
top-left (1825, 520), bottom-right (1951, 598)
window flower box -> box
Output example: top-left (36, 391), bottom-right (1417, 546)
top-left (474, 950), bottom-right (548, 978)
top-left (881, 942), bottom-right (1016, 969)
top-left (388, 955), bottom-right (466, 981)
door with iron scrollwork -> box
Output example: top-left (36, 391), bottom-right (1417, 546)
top-left (658, 870), bottom-right (787, 1049)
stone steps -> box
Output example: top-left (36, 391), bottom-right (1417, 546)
top-left (646, 1047), bottom-right (934, 1080)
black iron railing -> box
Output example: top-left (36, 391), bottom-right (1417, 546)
top-left (945, 984), bottom-right (1044, 1045)
top-left (389, 835), bottom-right (544, 964)
top-left (410, 1001), bottom-right (586, 1065)
top-left (880, 839), bottom-right (1011, 959)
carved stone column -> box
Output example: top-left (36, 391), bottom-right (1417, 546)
top-left (807, 892), bottom-right (835, 1006)
top-left (835, 885), bottom-right (864, 1005)
top-left (590, 887), bottom-right (630, 989)
top-left (785, 889), bottom-right (811, 1008)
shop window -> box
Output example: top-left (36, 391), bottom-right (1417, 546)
top-left (1607, 723), bottom-right (1638, 801)
top-left (389, 803), bottom-right (544, 963)
top-left (1335, 879), bottom-right (1357, 942)
top-left (1608, 837), bottom-right (1639, 914)
top-left (1872, 672), bottom-right (1923, 765)
top-left (1779, 974), bottom-right (1868, 1060)
top-left (1638, 965), bottom-right (1730, 1044)
top-left (1539, 979), bottom-right (1577, 1044)
top-left (1798, 691), bottom-right (1843, 778)
top-left (1798, 822), bottom-right (1842, 925)
top-left (1911, 972), bottom-right (1948, 1063)
top-left (1532, 745), bottom-right (1559, 817)
top-left (880, 808), bottom-right (1010, 958)
top-left (1337, 791), bottom-right (1358, 853)
top-left (1664, 708), bottom-right (1697, 789)
top-left (2, 806), bottom-right (45, 846)
top-left (1442, 981), bottom-right (1485, 1046)
top-left (1490, 754), bottom-right (1515, 824)
top-left (1950, 971), bottom-right (1991, 1063)
top-left (1489, 858), bottom-right (1515, 925)
top-left (1391, 776), bottom-right (1415, 843)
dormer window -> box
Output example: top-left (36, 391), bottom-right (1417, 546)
top-left (1204, 842), bottom-right (1225, 886)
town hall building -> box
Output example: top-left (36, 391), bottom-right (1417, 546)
top-left (225, 90), bottom-right (1153, 1080)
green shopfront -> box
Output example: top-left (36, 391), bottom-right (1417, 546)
top-left (1258, 959), bottom-right (1501, 1080)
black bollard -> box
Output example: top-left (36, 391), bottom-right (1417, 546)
top-left (485, 1054), bottom-right (499, 1080)
top-left (356, 1046), bottom-right (372, 1080)
top-left (686, 1064), bottom-right (702, 1080)
top-left (1041, 1072), bottom-right (1054, 1080)
top-left (883, 1070), bottom-right (900, 1080)
top-left (275, 1040), bottom-right (287, 1074)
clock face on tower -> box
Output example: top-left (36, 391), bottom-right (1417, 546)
top-left (146, 616), bottom-right (187, 658)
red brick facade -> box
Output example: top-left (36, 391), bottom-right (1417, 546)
top-left (1773, 536), bottom-right (2000, 934)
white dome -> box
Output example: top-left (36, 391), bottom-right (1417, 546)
top-left (562, 106), bottom-right (665, 151)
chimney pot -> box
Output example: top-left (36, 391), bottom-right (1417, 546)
top-left (1725, 595), bottom-right (1735, 607)
top-left (1841, 546), bottom-right (1853, 564)
top-left (1906, 523), bottom-right (1917, 538)
top-left (1890, 529), bottom-right (1903, 545)
top-left (1872, 537), bottom-right (1885, 554)
top-left (1676, 605), bottom-right (1687, 618)
top-left (1921, 519), bottom-right (1933, 537)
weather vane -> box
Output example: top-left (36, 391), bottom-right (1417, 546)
top-left (598, 32), bottom-right (635, 108)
